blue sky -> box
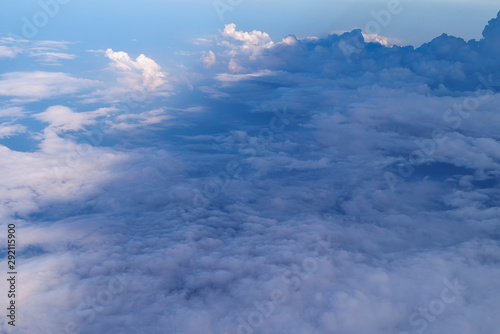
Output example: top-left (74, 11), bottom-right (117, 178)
top-left (1, 1), bottom-right (500, 334)
top-left (1, 0), bottom-right (499, 48)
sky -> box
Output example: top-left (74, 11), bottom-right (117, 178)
top-left (1, 1), bottom-right (500, 334)
top-left (1, 0), bottom-right (500, 47)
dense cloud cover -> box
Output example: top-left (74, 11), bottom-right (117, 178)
top-left (1, 10), bottom-right (500, 334)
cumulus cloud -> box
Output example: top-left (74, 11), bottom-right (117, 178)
top-left (222, 23), bottom-right (273, 46)
top-left (210, 16), bottom-right (500, 94)
top-left (221, 23), bottom-right (275, 59)
top-left (202, 50), bottom-right (216, 68)
top-left (105, 49), bottom-right (167, 91)
top-left (362, 33), bottom-right (401, 46)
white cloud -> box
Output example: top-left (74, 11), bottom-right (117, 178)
top-left (32, 104), bottom-right (172, 134)
top-left (0, 72), bottom-right (98, 102)
top-left (221, 23), bottom-right (275, 59)
top-left (0, 106), bottom-right (26, 119)
top-left (33, 105), bottom-right (99, 133)
top-left (228, 58), bottom-right (244, 72)
top-left (111, 107), bottom-right (173, 130)
top-left (222, 23), bottom-right (273, 46)
top-left (0, 123), bottom-right (26, 138)
top-left (215, 70), bottom-right (279, 82)
top-left (28, 51), bottom-right (77, 65)
top-left (0, 38), bottom-right (76, 64)
top-left (0, 45), bottom-right (18, 58)
top-left (192, 37), bottom-right (214, 46)
top-left (28, 40), bottom-right (76, 65)
top-left (105, 49), bottom-right (167, 91)
top-left (362, 33), bottom-right (401, 46)
top-left (202, 50), bottom-right (216, 68)
top-left (0, 37), bottom-right (24, 58)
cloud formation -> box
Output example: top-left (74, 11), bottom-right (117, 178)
top-left (202, 50), bottom-right (216, 68)
top-left (33, 106), bottom-right (104, 133)
top-left (1, 10), bottom-right (500, 334)
top-left (105, 49), bottom-right (167, 91)
top-left (0, 123), bottom-right (26, 138)
top-left (0, 38), bottom-right (76, 64)
top-left (0, 71), bottom-right (97, 102)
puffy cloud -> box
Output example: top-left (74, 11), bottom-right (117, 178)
top-left (33, 105), bottom-right (102, 133)
top-left (228, 58), bottom-right (244, 72)
top-left (222, 23), bottom-right (273, 46)
top-left (482, 10), bottom-right (500, 40)
top-left (362, 33), bottom-right (401, 46)
top-left (105, 49), bottom-right (167, 91)
top-left (202, 50), bottom-right (216, 68)
top-left (28, 40), bottom-right (76, 65)
top-left (210, 15), bottom-right (500, 93)
top-left (221, 23), bottom-right (275, 59)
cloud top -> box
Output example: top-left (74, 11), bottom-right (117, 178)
top-left (105, 49), bottom-right (167, 91)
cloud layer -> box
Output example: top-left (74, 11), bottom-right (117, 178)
top-left (1, 10), bottom-right (500, 334)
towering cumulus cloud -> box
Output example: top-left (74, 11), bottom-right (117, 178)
top-left (1, 9), bottom-right (500, 334)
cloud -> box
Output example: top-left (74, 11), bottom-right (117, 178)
top-left (28, 40), bottom-right (76, 65)
top-left (209, 16), bottom-right (500, 94)
top-left (0, 37), bottom-right (24, 58)
top-left (221, 23), bottom-right (275, 59)
top-left (105, 49), bottom-right (167, 91)
top-left (215, 69), bottom-right (279, 83)
top-left (222, 23), bottom-right (273, 47)
top-left (228, 58), bottom-right (244, 72)
top-left (110, 107), bottom-right (173, 130)
top-left (0, 46), bottom-right (18, 58)
top-left (192, 37), bottom-right (214, 46)
top-left (28, 51), bottom-right (77, 65)
top-left (3, 10), bottom-right (500, 334)
top-left (32, 104), bottom-right (173, 135)
top-left (0, 107), bottom-right (26, 119)
top-left (33, 105), bottom-right (102, 133)
top-left (362, 33), bottom-right (401, 46)
top-left (0, 72), bottom-right (98, 102)
top-left (0, 123), bottom-right (26, 138)
top-left (202, 50), bottom-right (216, 68)
top-left (0, 38), bottom-right (76, 64)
